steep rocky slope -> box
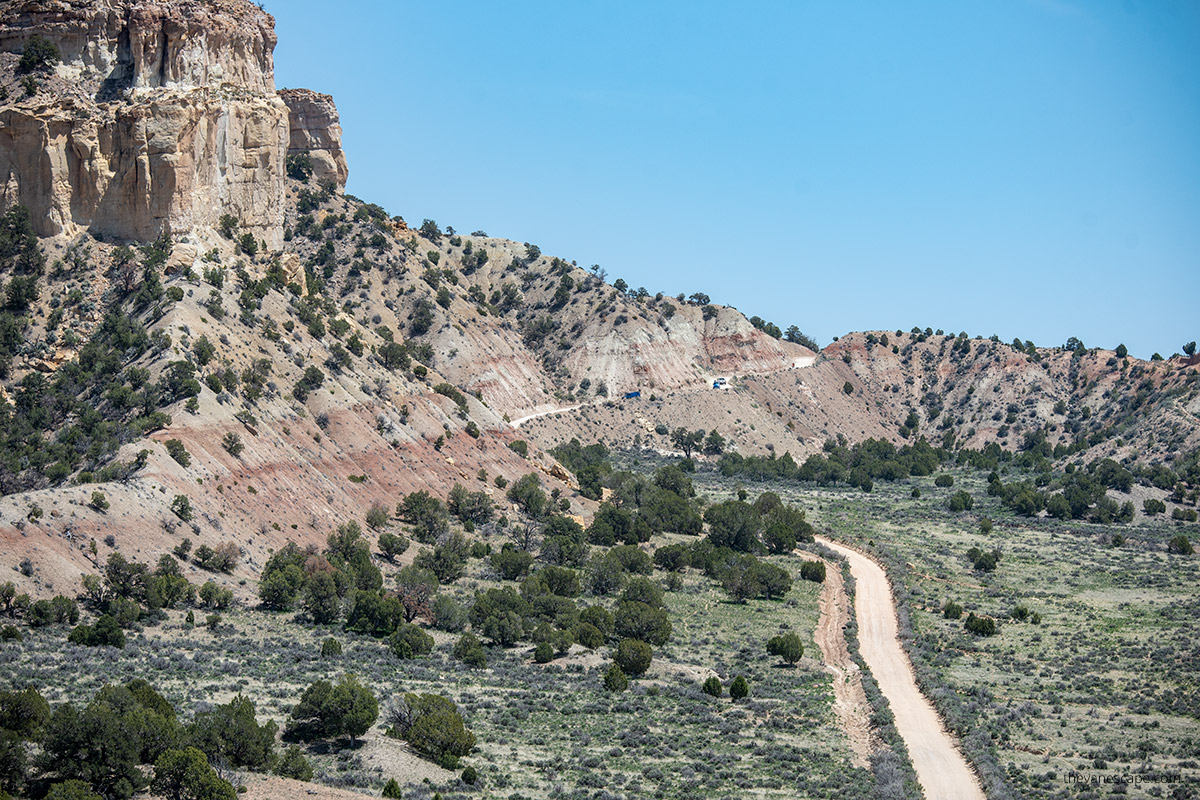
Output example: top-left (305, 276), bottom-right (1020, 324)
top-left (520, 328), bottom-right (1200, 468)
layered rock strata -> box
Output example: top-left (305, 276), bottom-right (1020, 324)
top-left (0, 0), bottom-right (343, 247)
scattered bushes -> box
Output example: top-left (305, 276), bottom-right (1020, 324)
top-left (966, 546), bottom-right (1000, 573)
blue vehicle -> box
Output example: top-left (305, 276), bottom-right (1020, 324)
top-left (623, 391), bottom-right (641, 399)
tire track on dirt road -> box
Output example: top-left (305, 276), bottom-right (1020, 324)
top-left (812, 554), bottom-right (876, 768)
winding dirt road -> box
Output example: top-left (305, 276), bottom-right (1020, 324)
top-left (816, 536), bottom-right (985, 800)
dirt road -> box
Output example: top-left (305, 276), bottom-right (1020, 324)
top-left (510, 403), bottom-right (583, 428)
top-left (812, 555), bottom-right (875, 768)
top-left (816, 536), bottom-right (985, 800)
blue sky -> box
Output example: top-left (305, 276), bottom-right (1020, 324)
top-left (273, 1), bottom-right (1199, 358)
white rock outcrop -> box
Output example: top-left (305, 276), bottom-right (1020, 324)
top-left (0, 0), bottom-right (343, 247)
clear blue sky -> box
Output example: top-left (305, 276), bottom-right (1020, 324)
top-left (274, 1), bottom-right (1199, 359)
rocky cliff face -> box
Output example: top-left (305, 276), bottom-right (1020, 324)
top-left (0, 0), bottom-right (343, 247)
top-left (279, 88), bottom-right (348, 189)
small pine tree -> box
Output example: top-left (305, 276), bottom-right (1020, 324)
top-left (602, 664), bottom-right (628, 693)
top-left (222, 431), bottom-right (244, 456)
top-left (766, 632), bottom-right (804, 664)
top-left (702, 676), bottom-right (723, 697)
top-left (1168, 535), bottom-right (1194, 555)
top-left (729, 675), bottom-right (749, 700)
top-left (89, 491), bottom-right (109, 512)
top-left (382, 778), bottom-right (403, 799)
top-left (799, 561), bottom-right (826, 583)
top-left (275, 745), bottom-right (313, 781)
top-left (453, 632), bottom-right (487, 667)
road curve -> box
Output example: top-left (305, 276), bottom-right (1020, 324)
top-left (509, 403), bottom-right (583, 428)
top-left (816, 536), bottom-right (985, 800)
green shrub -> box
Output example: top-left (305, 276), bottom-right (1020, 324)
top-left (285, 675), bottom-right (377, 743)
top-left (766, 632), bottom-right (804, 664)
top-left (391, 694), bottom-right (476, 768)
top-left (967, 546), bottom-right (1000, 572)
top-left (491, 546), bottom-right (534, 580)
top-left (378, 532), bottom-right (410, 562)
top-left (1168, 535), bottom-right (1194, 555)
top-left (947, 490), bottom-right (974, 512)
top-left (613, 638), bottom-right (652, 676)
top-left (187, 695), bottom-right (276, 770)
top-left (275, 745), bottom-right (313, 781)
top-left (452, 632), bottom-right (487, 667)
top-left (286, 153), bottom-right (314, 182)
top-left (67, 615), bottom-right (124, 648)
top-left (365, 503), bottom-right (390, 530)
top-left (964, 612), bottom-right (997, 636)
top-left (152, 747), bottom-right (236, 800)
top-left (433, 382), bottom-right (469, 412)
top-left (799, 560), bottom-right (825, 583)
top-left (221, 432), bottom-right (244, 457)
top-left (943, 600), bottom-right (963, 620)
top-left (44, 781), bottom-right (103, 800)
top-left (18, 35), bottom-right (60, 73)
top-left (389, 623), bottom-right (434, 659)
top-left (702, 676), bottom-right (722, 697)
top-left (602, 664), bottom-right (628, 693)
top-left (729, 675), bottom-right (749, 700)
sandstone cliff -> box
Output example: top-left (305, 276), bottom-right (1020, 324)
top-left (0, 0), bottom-right (344, 247)
top-left (279, 88), bottom-right (348, 189)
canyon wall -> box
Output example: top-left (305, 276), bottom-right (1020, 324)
top-left (0, 0), bottom-right (343, 247)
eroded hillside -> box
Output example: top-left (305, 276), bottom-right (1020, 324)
top-left (0, 0), bottom-right (1197, 610)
